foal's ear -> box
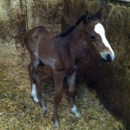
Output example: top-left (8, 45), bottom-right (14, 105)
top-left (94, 7), bottom-right (104, 20)
top-left (84, 10), bottom-right (93, 23)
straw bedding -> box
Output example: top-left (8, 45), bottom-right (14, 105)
top-left (0, 42), bottom-right (125, 130)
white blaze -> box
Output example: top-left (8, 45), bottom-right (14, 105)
top-left (94, 23), bottom-right (115, 61)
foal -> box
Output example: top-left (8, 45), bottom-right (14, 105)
top-left (24, 8), bottom-right (115, 127)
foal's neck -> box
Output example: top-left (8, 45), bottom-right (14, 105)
top-left (66, 22), bottom-right (86, 58)
top-left (68, 22), bottom-right (85, 43)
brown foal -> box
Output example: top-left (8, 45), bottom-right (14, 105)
top-left (24, 8), bottom-right (115, 127)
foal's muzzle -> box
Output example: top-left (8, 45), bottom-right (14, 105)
top-left (100, 51), bottom-right (115, 63)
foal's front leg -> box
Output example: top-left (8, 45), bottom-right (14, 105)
top-left (67, 70), bottom-right (80, 117)
top-left (52, 70), bottom-right (64, 127)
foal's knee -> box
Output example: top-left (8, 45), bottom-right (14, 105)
top-left (69, 89), bottom-right (76, 97)
top-left (54, 90), bottom-right (63, 103)
top-left (32, 73), bottom-right (37, 79)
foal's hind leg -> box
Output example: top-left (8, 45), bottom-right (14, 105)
top-left (67, 70), bottom-right (80, 117)
top-left (52, 70), bottom-right (64, 127)
top-left (28, 63), bottom-right (39, 103)
top-left (28, 53), bottom-right (47, 113)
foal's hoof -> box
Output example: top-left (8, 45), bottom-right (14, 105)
top-left (75, 112), bottom-right (81, 118)
top-left (71, 105), bottom-right (80, 117)
top-left (34, 98), bottom-right (39, 103)
top-left (32, 97), bottom-right (39, 103)
top-left (42, 108), bottom-right (47, 114)
top-left (52, 117), bottom-right (60, 128)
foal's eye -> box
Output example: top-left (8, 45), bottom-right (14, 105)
top-left (89, 35), bottom-right (96, 40)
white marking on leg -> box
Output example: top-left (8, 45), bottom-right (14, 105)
top-left (71, 105), bottom-right (80, 117)
top-left (54, 120), bottom-right (59, 127)
top-left (31, 84), bottom-right (39, 103)
top-left (94, 23), bottom-right (115, 61)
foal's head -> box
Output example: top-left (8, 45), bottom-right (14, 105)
top-left (83, 8), bottom-right (115, 62)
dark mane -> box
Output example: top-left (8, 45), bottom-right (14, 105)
top-left (58, 15), bottom-right (85, 37)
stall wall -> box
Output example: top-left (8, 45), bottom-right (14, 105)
top-left (0, 0), bottom-right (62, 65)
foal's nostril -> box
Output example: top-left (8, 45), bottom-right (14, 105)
top-left (106, 54), bottom-right (112, 62)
